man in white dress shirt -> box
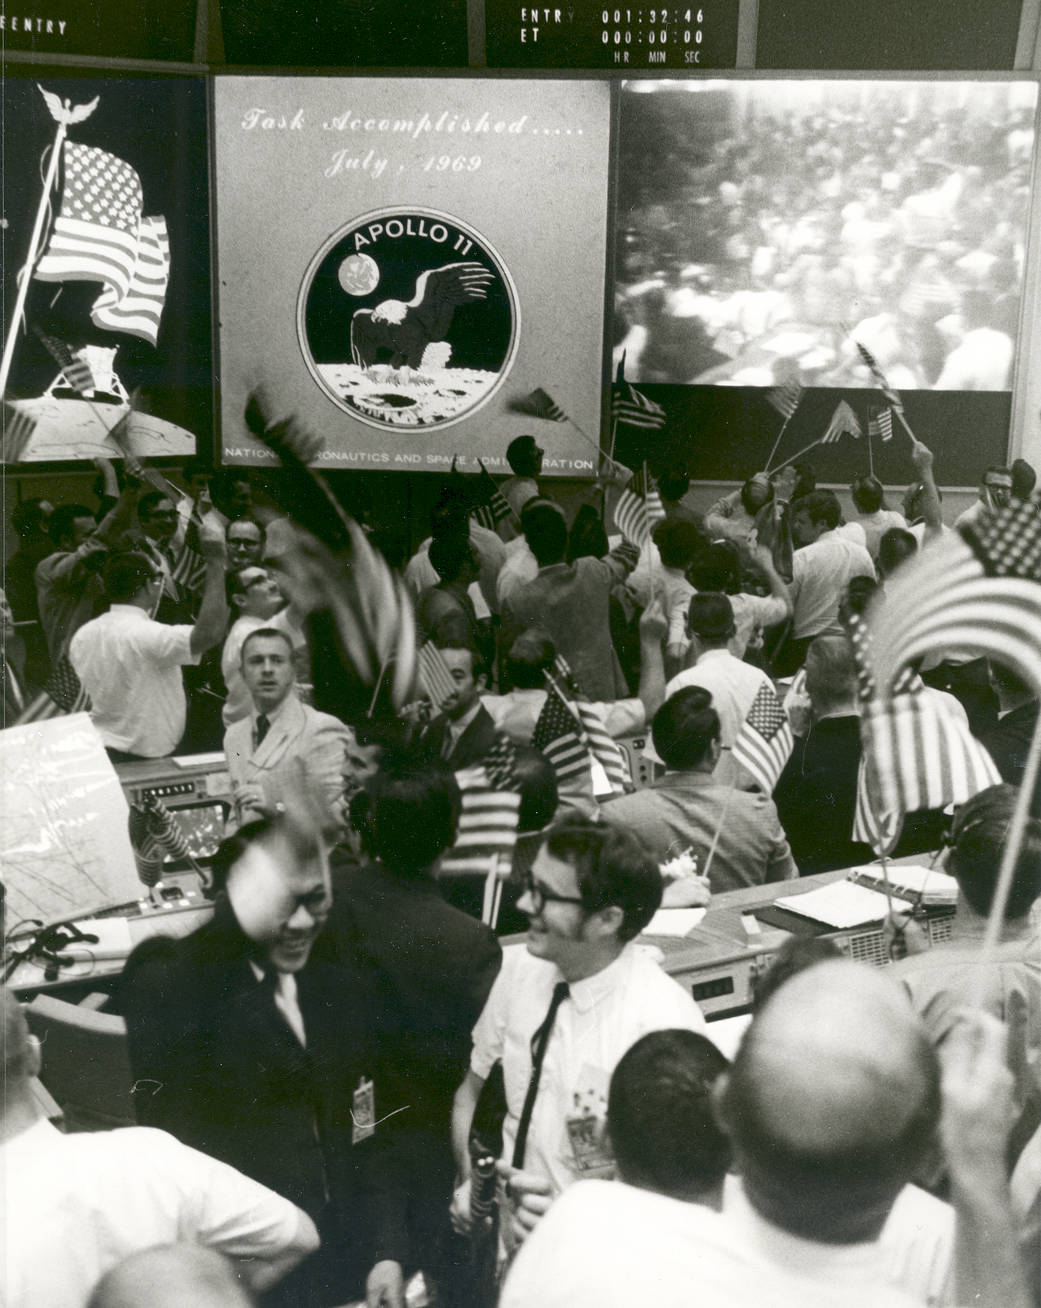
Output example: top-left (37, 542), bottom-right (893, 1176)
top-left (2, 987), bottom-right (318, 1308)
top-left (450, 818), bottom-right (705, 1249)
top-left (70, 518), bottom-right (228, 760)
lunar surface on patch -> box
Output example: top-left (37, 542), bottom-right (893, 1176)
top-left (317, 363), bottom-right (498, 427)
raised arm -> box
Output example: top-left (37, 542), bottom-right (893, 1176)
top-left (189, 516), bottom-right (230, 656)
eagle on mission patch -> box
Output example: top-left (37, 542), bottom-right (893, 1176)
top-left (350, 261), bottom-right (495, 369)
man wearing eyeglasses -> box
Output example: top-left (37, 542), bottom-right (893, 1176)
top-left (220, 565), bottom-right (304, 727)
top-left (450, 818), bottom-right (707, 1251)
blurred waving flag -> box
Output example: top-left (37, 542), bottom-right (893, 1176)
top-left (766, 380), bottom-right (804, 420)
top-left (507, 388), bottom-right (567, 422)
top-left (127, 792), bottom-right (196, 887)
top-left (867, 406), bottom-right (894, 444)
top-left (612, 381), bottom-right (666, 431)
top-left (854, 339), bottom-right (904, 412)
top-left (732, 682), bottom-right (793, 795)
top-left (870, 498), bottom-right (1041, 699)
top-left (36, 329), bottom-right (96, 394)
top-left (441, 737), bottom-right (522, 877)
top-left (614, 470), bottom-right (665, 548)
top-left (848, 613), bottom-right (1001, 855)
top-left (34, 142), bottom-right (169, 347)
top-left (1, 402), bottom-right (38, 464)
top-left (418, 640), bottom-right (456, 711)
top-left (470, 461), bottom-right (513, 531)
top-left (821, 400), bottom-right (862, 444)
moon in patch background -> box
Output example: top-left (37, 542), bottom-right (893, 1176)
top-left (338, 253), bottom-right (380, 296)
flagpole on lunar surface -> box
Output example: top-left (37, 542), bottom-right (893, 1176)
top-left (0, 93), bottom-right (80, 398)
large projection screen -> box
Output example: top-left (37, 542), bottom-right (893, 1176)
top-left (214, 78), bottom-right (611, 476)
top-left (611, 78), bottom-right (1038, 484)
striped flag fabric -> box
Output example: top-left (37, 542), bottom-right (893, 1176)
top-left (867, 406), bottom-right (894, 443)
top-left (1, 403), bottom-right (38, 463)
top-left (14, 654), bottom-right (92, 727)
top-left (854, 339), bottom-right (905, 412)
top-left (507, 388), bottom-right (567, 422)
top-left (869, 499), bottom-right (1041, 700)
top-left (731, 682), bottom-right (793, 795)
top-left (848, 613), bottom-right (1001, 855)
top-left (532, 686), bottom-right (591, 789)
top-left (614, 471), bottom-right (666, 548)
top-left (612, 382), bottom-right (666, 430)
top-left (766, 380), bottom-right (804, 420)
top-left (821, 400), bottom-right (862, 444)
top-left (34, 143), bottom-right (169, 347)
top-left (471, 461), bottom-right (513, 531)
top-left (570, 698), bottom-right (631, 794)
top-left (441, 737), bottom-right (522, 877)
top-left (418, 640), bottom-right (457, 711)
top-left (90, 215), bottom-right (170, 347)
top-left (36, 330), bottom-right (97, 394)
top-left (127, 792), bottom-right (196, 887)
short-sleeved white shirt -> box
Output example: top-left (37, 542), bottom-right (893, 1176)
top-left (70, 604), bottom-right (200, 757)
top-left (471, 943), bottom-right (706, 1198)
top-left (3, 1118), bottom-right (302, 1308)
top-left (501, 1177), bottom-right (924, 1308)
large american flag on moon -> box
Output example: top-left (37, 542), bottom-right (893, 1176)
top-left (35, 142), bottom-right (170, 347)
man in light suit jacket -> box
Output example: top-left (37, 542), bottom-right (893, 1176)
top-left (223, 626), bottom-right (350, 835)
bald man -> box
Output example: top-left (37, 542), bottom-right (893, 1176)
top-left (502, 960), bottom-right (941, 1308)
top-left (1, 988), bottom-right (316, 1308)
top-left (718, 959), bottom-right (940, 1249)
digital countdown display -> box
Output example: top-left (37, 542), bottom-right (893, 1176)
top-left (486, 1), bottom-right (739, 69)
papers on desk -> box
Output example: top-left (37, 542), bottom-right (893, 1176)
top-left (774, 880), bottom-right (912, 929)
top-left (644, 907), bottom-right (707, 937)
top-left (171, 751), bottom-right (226, 768)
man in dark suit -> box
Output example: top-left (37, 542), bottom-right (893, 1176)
top-left (319, 762), bottom-right (503, 1308)
top-left (120, 813), bottom-right (383, 1304)
top-left (418, 641), bottom-right (500, 769)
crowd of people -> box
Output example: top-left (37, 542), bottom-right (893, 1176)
top-left (2, 425), bottom-right (1040, 1308)
top-left (614, 82), bottom-right (1034, 389)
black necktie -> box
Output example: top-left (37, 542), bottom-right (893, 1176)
top-left (255, 713), bottom-right (270, 747)
top-left (512, 981), bottom-right (569, 1168)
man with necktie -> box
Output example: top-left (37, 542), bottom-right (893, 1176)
top-left (120, 808), bottom-right (387, 1304)
top-left (222, 627), bottom-right (350, 836)
top-left (449, 818), bottom-right (707, 1252)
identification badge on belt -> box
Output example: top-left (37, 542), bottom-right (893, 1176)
top-left (352, 1077), bottom-right (376, 1144)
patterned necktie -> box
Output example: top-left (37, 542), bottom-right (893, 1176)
top-left (255, 713), bottom-right (271, 747)
top-left (512, 981), bottom-right (570, 1168)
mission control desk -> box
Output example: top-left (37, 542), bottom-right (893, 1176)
top-left (11, 853), bottom-right (953, 1017)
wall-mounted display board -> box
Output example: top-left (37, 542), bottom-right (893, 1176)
top-left (214, 78), bottom-right (611, 475)
top-left (610, 78), bottom-right (1037, 484)
top-left (485, 1), bottom-right (740, 70)
top-left (1, 73), bottom-right (212, 460)
top-left (218, 0), bottom-right (469, 67)
top-left (0, 0), bottom-right (196, 62)
top-left (755, 0), bottom-right (1026, 70)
